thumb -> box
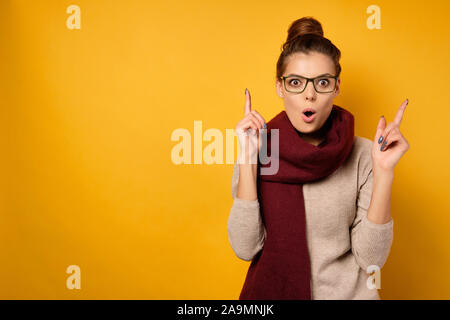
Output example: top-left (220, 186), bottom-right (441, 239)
top-left (244, 88), bottom-right (251, 115)
top-left (374, 115), bottom-right (386, 144)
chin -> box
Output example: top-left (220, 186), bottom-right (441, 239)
top-left (295, 123), bottom-right (316, 133)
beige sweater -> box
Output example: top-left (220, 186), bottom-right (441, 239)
top-left (227, 136), bottom-right (394, 300)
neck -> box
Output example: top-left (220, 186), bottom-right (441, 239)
top-left (296, 122), bottom-right (329, 146)
top-left (297, 132), bottom-right (324, 146)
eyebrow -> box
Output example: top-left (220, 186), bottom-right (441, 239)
top-left (285, 73), bottom-right (334, 78)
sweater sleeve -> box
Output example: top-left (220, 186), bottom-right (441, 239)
top-left (227, 162), bottom-right (266, 261)
top-left (350, 166), bottom-right (394, 271)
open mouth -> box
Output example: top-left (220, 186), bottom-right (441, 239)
top-left (301, 108), bottom-right (317, 123)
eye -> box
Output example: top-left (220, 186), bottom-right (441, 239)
top-left (318, 79), bottom-right (330, 86)
top-left (289, 78), bottom-right (303, 86)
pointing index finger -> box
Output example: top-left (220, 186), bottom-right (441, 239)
top-left (394, 98), bottom-right (408, 126)
top-left (244, 88), bottom-right (252, 115)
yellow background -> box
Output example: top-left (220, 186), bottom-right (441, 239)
top-left (1, 0), bottom-right (450, 299)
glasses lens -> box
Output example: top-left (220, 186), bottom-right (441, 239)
top-left (314, 77), bottom-right (336, 93)
top-left (285, 77), bottom-right (306, 92)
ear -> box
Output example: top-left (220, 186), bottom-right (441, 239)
top-left (276, 79), bottom-right (284, 98)
top-left (334, 78), bottom-right (340, 96)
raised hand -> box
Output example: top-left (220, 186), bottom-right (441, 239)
top-left (235, 88), bottom-right (267, 164)
top-left (372, 98), bottom-right (410, 172)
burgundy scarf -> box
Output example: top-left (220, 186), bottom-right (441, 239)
top-left (239, 104), bottom-right (355, 300)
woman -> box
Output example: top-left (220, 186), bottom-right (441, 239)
top-left (227, 16), bottom-right (409, 300)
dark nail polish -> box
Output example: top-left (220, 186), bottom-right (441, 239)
top-left (406, 98), bottom-right (409, 105)
top-left (380, 140), bottom-right (387, 151)
top-left (245, 88), bottom-right (247, 94)
top-left (378, 136), bottom-right (383, 144)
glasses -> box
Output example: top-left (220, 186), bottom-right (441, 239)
top-left (280, 74), bottom-right (338, 93)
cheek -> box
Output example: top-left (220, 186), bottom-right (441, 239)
top-left (320, 95), bottom-right (335, 106)
top-left (318, 106), bottom-right (333, 123)
top-left (284, 95), bottom-right (296, 104)
top-left (283, 98), bottom-right (299, 113)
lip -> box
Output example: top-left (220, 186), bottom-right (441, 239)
top-left (301, 107), bottom-right (317, 114)
top-left (301, 108), bottom-right (317, 123)
top-left (301, 112), bottom-right (317, 123)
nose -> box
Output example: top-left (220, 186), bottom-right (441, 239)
top-left (304, 80), bottom-right (316, 101)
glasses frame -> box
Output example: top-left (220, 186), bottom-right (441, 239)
top-left (279, 74), bottom-right (338, 94)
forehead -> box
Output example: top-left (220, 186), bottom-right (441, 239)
top-left (284, 52), bottom-right (335, 77)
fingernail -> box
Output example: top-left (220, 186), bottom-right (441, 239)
top-left (406, 98), bottom-right (409, 105)
top-left (245, 88), bottom-right (247, 95)
top-left (264, 123), bottom-right (267, 129)
top-left (380, 140), bottom-right (387, 151)
top-left (378, 136), bottom-right (383, 144)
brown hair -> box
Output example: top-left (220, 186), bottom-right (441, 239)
top-left (276, 17), bottom-right (342, 82)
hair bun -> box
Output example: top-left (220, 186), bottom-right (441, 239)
top-left (284, 16), bottom-right (324, 46)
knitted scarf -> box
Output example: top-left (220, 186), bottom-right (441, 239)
top-left (239, 104), bottom-right (355, 300)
